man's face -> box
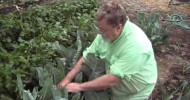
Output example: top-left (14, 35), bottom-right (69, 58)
top-left (96, 19), bottom-right (122, 42)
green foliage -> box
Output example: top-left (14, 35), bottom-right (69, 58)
top-left (51, 33), bottom-right (86, 100)
top-left (16, 31), bottom-right (87, 100)
top-left (0, 0), bottom-right (39, 7)
top-left (82, 53), bottom-right (106, 80)
top-left (81, 53), bottom-right (110, 100)
top-left (0, 0), bottom-right (98, 99)
top-left (136, 13), bottom-right (169, 50)
top-left (17, 68), bottom-right (67, 100)
top-left (15, 30), bottom-right (88, 100)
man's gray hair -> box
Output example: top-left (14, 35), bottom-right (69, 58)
top-left (95, 0), bottom-right (127, 27)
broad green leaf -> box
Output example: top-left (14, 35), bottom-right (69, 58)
top-left (72, 30), bottom-right (83, 66)
top-left (75, 72), bottom-right (83, 83)
top-left (81, 53), bottom-right (108, 100)
top-left (71, 93), bottom-right (81, 100)
top-left (84, 90), bottom-right (110, 100)
top-left (85, 53), bottom-right (98, 69)
top-left (56, 58), bottom-right (66, 72)
top-left (72, 72), bottom-right (83, 100)
top-left (51, 85), bottom-right (63, 100)
top-left (32, 87), bottom-right (38, 100)
top-left (23, 90), bottom-right (35, 100)
top-left (81, 62), bottom-right (92, 78)
top-left (36, 67), bottom-right (49, 87)
top-left (38, 78), bottom-right (53, 100)
top-left (16, 75), bottom-right (24, 95)
top-left (50, 66), bottom-right (65, 85)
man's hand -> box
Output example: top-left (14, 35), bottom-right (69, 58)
top-left (66, 83), bottom-right (83, 93)
top-left (57, 79), bottom-right (71, 89)
top-left (57, 57), bottom-right (85, 89)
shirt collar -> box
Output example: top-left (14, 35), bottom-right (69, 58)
top-left (112, 16), bottom-right (131, 43)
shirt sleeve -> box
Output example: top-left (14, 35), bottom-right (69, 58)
top-left (82, 35), bottom-right (101, 59)
top-left (110, 52), bottom-right (147, 79)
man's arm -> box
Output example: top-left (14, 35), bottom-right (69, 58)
top-left (57, 57), bottom-right (85, 89)
top-left (66, 73), bottom-right (121, 92)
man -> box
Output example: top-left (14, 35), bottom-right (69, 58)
top-left (57, 0), bottom-right (157, 100)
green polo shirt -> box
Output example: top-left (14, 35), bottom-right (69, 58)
top-left (83, 20), bottom-right (157, 100)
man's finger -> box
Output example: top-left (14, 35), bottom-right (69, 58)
top-left (67, 89), bottom-right (78, 93)
top-left (56, 84), bottom-right (61, 89)
top-left (57, 83), bottom-right (64, 89)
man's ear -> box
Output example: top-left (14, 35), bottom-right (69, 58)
top-left (117, 24), bottom-right (123, 32)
